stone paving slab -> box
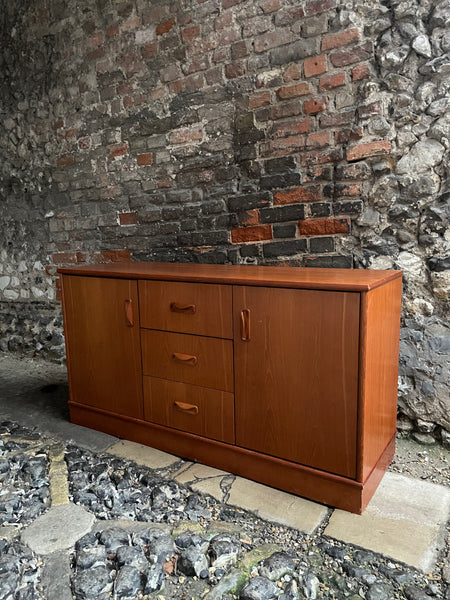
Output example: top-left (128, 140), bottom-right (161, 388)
top-left (325, 472), bottom-right (450, 572)
top-left (21, 503), bottom-right (95, 555)
top-left (174, 463), bottom-right (230, 501)
top-left (228, 476), bottom-right (329, 535)
top-left (106, 439), bottom-right (179, 469)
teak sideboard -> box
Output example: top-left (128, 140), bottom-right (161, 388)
top-left (58, 262), bottom-right (403, 513)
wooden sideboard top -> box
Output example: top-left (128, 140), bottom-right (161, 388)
top-left (58, 262), bottom-right (402, 291)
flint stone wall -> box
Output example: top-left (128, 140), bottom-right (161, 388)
top-left (0, 0), bottom-right (449, 440)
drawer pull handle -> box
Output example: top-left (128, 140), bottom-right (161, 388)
top-left (174, 401), bottom-right (199, 415)
top-left (170, 302), bottom-right (196, 314)
top-left (172, 352), bottom-right (198, 366)
top-left (124, 299), bottom-right (134, 327)
top-left (240, 308), bottom-right (250, 341)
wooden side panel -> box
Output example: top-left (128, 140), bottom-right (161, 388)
top-left (61, 275), bottom-right (143, 419)
top-left (69, 402), bottom-right (365, 513)
top-left (139, 280), bottom-right (233, 338)
top-left (358, 277), bottom-right (402, 482)
top-left (143, 377), bottom-right (235, 444)
top-left (141, 330), bottom-right (234, 392)
top-left (234, 286), bottom-right (360, 479)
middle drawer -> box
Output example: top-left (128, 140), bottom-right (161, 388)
top-left (141, 329), bottom-right (234, 392)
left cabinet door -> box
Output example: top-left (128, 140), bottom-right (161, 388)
top-left (61, 275), bottom-right (143, 419)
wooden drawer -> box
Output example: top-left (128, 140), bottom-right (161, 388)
top-left (139, 280), bottom-right (233, 338)
top-left (141, 330), bottom-right (234, 392)
top-left (143, 377), bottom-right (235, 444)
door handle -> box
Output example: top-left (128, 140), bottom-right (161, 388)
top-left (170, 302), bottom-right (196, 314)
top-left (240, 308), bottom-right (250, 341)
top-left (172, 352), bottom-right (198, 366)
top-left (124, 299), bottom-right (134, 327)
top-left (174, 401), bottom-right (199, 415)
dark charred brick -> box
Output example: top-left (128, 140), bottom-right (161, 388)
top-left (263, 239), bottom-right (307, 257)
top-left (260, 204), bottom-right (305, 223)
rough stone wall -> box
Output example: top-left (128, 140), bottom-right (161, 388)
top-left (0, 0), bottom-right (448, 439)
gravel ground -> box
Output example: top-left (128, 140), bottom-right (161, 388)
top-left (0, 356), bottom-right (449, 600)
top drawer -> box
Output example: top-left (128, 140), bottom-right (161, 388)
top-left (139, 280), bottom-right (233, 339)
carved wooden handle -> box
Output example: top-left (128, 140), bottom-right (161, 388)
top-left (170, 302), bottom-right (196, 314)
top-left (240, 308), bottom-right (250, 341)
top-left (124, 299), bottom-right (134, 327)
top-left (174, 401), bottom-right (199, 415)
top-left (172, 352), bottom-right (198, 366)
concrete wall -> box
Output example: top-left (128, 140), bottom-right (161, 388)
top-left (0, 0), bottom-right (449, 442)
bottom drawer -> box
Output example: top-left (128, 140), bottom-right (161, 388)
top-left (143, 377), bottom-right (235, 444)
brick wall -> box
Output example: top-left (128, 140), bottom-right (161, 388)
top-left (0, 0), bottom-right (449, 441)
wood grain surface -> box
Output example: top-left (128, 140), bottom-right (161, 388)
top-left (143, 377), bottom-right (235, 444)
top-left (58, 262), bottom-right (402, 291)
top-left (141, 329), bottom-right (234, 392)
top-left (139, 280), bottom-right (233, 338)
top-left (234, 286), bottom-right (360, 479)
top-left (61, 275), bottom-right (143, 418)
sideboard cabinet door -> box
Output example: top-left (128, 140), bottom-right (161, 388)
top-left (234, 286), bottom-right (360, 479)
top-left (61, 276), bottom-right (143, 419)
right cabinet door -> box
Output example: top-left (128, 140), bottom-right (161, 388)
top-left (234, 286), bottom-right (360, 479)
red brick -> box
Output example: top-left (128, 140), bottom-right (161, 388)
top-left (346, 140), bottom-right (391, 161)
top-left (168, 124), bottom-right (203, 145)
top-left (330, 42), bottom-right (373, 67)
top-left (157, 178), bottom-right (172, 188)
top-left (277, 83), bottom-right (312, 100)
top-left (304, 96), bottom-right (328, 114)
top-left (78, 137), bottom-right (91, 150)
top-left (334, 182), bottom-right (362, 196)
top-left (282, 64), bottom-right (302, 82)
top-left (156, 18), bottom-right (176, 35)
top-left (52, 252), bottom-right (77, 265)
top-left (57, 155), bottom-right (74, 167)
top-left (274, 186), bottom-right (321, 205)
top-left (52, 120), bottom-right (64, 130)
top-left (119, 212), bottom-right (138, 226)
top-left (231, 225), bottom-right (272, 243)
top-left (137, 152), bottom-right (154, 166)
top-left (268, 100), bottom-right (303, 121)
top-left (122, 16), bottom-right (140, 31)
top-left (169, 74), bottom-right (205, 94)
top-left (320, 109), bottom-right (355, 128)
top-left (301, 148), bottom-right (343, 165)
top-left (260, 0), bottom-right (281, 13)
top-left (249, 91), bottom-right (271, 109)
top-left (89, 47), bottom-right (106, 60)
top-left (352, 63), bottom-right (371, 81)
top-left (304, 55), bottom-right (327, 78)
top-left (305, 0), bottom-right (336, 16)
top-left (322, 28), bottom-right (361, 51)
top-left (273, 117), bottom-right (314, 137)
top-left (231, 41), bottom-right (248, 60)
top-left (64, 128), bottom-right (77, 139)
top-left (108, 143), bottom-right (129, 158)
top-left (306, 131), bottom-right (331, 148)
top-left (182, 25), bottom-right (200, 40)
top-left (358, 101), bottom-right (381, 118)
top-left (141, 42), bottom-right (158, 59)
top-left (319, 72), bottom-right (345, 90)
top-left (45, 266), bottom-right (58, 276)
top-left (89, 32), bottom-right (103, 47)
top-left (106, 24), bottom-right (119, 38)
top-left (222, 0), bottom-right (245, 9)
top-left (102, 250), bottom-right (131, 263)
top-left (261, 135), bottom-right (305, 157)
top-left (254, 30), bottom-right (295, 53)
top-left (225, 62), bottom-right (246, 79)
top-left (298, 217), bottom-right (350, 235)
